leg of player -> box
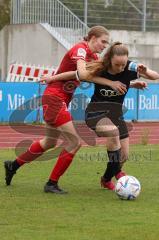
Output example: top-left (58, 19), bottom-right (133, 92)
top-left (95, 117), bottom-right (121, 190)
top-left (113, 117), bottom-right (130, 180)
top-left (102, 136), bottom-right (129, 186)
top-left (44, 120), bottom-right (82, 194)
top-left (102, 136), bottom-right (121, 190)
top-left (4, 124), bottom-right (60, 186)
top-left (115, 137), bottom-right (129, 179)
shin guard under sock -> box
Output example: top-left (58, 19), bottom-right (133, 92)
top-left (103, 148), bottom-right (121, 181)
top-left (16, 141), bottom-right (45, 166)
top-left (49, 149), bottom-right (75, 182)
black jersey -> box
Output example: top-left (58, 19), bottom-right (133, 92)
top-left (91, 60), bottom-right (138, 104)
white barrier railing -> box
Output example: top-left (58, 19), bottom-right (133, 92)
top-left (6, 63), bottom-right (56, 82)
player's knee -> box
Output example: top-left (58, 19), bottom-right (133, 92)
top-left (69, 141), bottom-right (81, 153)
top-left (96, 125), bottom-right (119, 137)
top-left (106, 136), bottom-right (120, 150)
top-left (73, 138), bottom-right (82, 150)
top-left (40, 138), bottom-right (56, 151)
top-left (68, 136), bottom-right (82, 151)
top-left (77, 141), bottom-right (82, 150)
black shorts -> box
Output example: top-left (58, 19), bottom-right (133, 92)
top-left (85, 110), bottom-right (129, 140)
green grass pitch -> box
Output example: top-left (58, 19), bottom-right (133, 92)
top-left (0, 145), bottom-right (159, 240)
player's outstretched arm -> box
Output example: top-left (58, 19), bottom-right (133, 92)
top-left (130, 81), bottom-right (148, 90)
top-left (138, 64), bottom-right (159, 80)
top-left (86, 76), bottom-right (127, 95)
top-left (39, 71), bottom-right (76, 84)
top-left (77, 59), bottom-right (127, 95)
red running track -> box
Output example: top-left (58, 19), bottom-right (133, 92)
top-left (0, 122), bottom-right (159, 149)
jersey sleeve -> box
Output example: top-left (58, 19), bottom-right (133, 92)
top-left (69, 44), bottom-right (87, 61)
top-left (127, 61), bottom-right (139, 81)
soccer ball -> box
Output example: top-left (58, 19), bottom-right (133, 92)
top-left (115, 175), bottom-right (141, 200)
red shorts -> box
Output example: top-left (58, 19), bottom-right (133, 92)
top-left (42, 88), bottom-right (72, 127)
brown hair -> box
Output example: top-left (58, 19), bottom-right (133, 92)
top-left (86, 42), bottom-right (129, 76)
top-left (84, 25), bottom-right (109, 41)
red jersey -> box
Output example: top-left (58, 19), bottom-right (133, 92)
top-left (46, 41), bottom-right (98, 104)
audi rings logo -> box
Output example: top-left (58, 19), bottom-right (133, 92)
top-left (63, 81), bottom-right (78, 93)
top-left (100, 89), bottom-right (119, 97)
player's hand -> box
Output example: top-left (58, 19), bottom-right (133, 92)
top-left (39, 75), bottom-right (53, 84)
top-left (137, 64), bottom-right (147, 75)
top-left (110, 81), bottom-right (127, 95)
top-left (132, 81), bottom-right (148, 90)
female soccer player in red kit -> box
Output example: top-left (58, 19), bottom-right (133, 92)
top-left (4, 26), bottom-right (127, 194)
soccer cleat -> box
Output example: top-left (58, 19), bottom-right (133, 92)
top-left (44, 182), bottom-right (68, 194)
top-left (115, 171), bottom-right (126, 180)
top-left (4, 161), bottom-right (16, 186)
top-left (101, 177), bottom-right (115, 191)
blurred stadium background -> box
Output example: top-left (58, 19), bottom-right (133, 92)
top-left (1, 3), bottom-right (159, 240)
top-left (1, 0), bottom-right (159, 78)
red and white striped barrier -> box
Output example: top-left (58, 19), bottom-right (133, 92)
top-left (6, 63), bottom-right (56, 82)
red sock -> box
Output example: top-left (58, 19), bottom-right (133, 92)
top-left (16, 141), bottom-right (45, 165)
top-left (49, 149), bottom-right (75, 181)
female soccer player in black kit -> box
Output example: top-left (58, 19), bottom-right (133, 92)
top-left (85, 42), bottom-right (159, 190)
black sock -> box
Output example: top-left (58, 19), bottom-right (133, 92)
top-left (12, 160), bottom-right (21, 171)
top-left (47, 179), bottom-right (57, 186)
top-left (103, 149), bottom-right (121, 181)
top-left (103, 161), bottom-right (114, 182)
